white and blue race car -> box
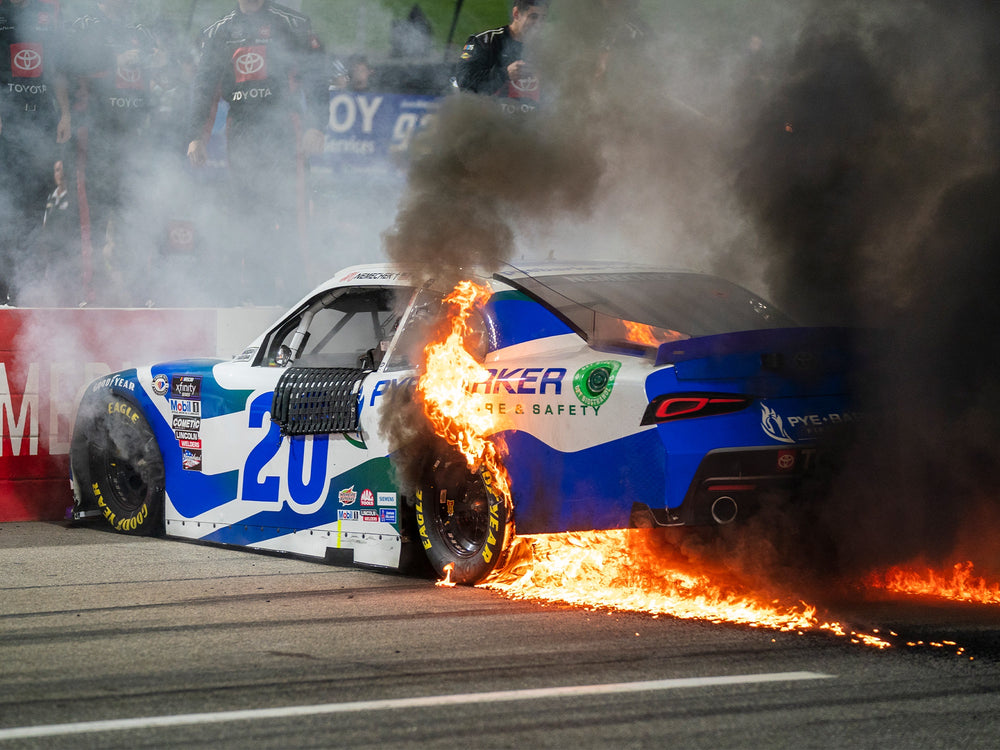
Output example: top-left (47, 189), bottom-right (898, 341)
top-left (70, 262), bottom-right (857, 583)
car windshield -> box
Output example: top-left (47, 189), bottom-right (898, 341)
top-left (498, 271), bottom-right (795, 345)
top-left (259, 286), bottom-right (415, 368)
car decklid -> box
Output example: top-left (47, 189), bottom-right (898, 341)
top-left (655, 327), bottom-right (854, 390)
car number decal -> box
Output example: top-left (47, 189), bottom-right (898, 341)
top-left (240, 393), bottom-right (330, 512)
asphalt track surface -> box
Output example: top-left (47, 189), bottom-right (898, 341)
top-left (2, 522), bottom-right (999, 749)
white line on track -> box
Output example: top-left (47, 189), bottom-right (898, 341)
top-left (0, 671), bottom-right (832, 741)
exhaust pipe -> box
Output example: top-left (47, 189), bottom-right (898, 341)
top-left (711, 496), bottom-right (738, 525)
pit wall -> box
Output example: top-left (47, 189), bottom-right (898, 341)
top-left (0, 307), bottom-right (281, 522)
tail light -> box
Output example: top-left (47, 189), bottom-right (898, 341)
top-left (640, 393), bottom-right (752, 425)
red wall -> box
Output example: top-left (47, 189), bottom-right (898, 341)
top-left (0, 309), bottom-right (218, 521)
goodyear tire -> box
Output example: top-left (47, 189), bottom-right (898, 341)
top-left (415, 456), bottom-right (513, 585)
top-left (70, 394), bottom-right (164, 535)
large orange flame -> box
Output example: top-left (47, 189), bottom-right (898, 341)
top-left (480, 529), bottom-right (892, 648)
top-left (866, 561), bottom-right (1000, 604)
top-left (416, 282), bottom-right (895, 647)
top-left (416, 280), bottom-right (512, 505)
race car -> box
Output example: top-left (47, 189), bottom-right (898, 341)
top-left (70, 262), bottom-right (857, 584)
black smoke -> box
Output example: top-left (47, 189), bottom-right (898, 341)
top-left (373, 0), bottom-right (1000, 583)
top-left (381, 90), bottom-right (605, 284)
top-left (728, 1), bottom-right (1000, 577)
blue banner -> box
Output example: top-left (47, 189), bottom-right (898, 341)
top-left (317, 91), bottom-right (440, 177)
top-left (198, 91), bottom-right (442, 188)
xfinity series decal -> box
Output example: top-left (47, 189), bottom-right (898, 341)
top-left (170, 375), bottom-right (202, 399)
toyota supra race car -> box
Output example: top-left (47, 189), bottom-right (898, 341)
top-left (70, 262), bottom-right (858, 584)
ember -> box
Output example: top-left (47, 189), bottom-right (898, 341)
top-left (481, 529), bottom-right (891, 648)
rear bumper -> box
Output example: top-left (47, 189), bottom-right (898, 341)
top-left (630, 446), bottom-right (832, 527)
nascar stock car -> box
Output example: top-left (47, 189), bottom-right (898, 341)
top-left (70, 262), bottom-right (858, 584)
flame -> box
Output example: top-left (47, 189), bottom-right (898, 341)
top-left (866, 561), bottom-right (1000, 604)
top-left (436, 562), bottom-right (457, 588)
top-left (414, 283), bottom-right (974, 654)
top-left (481, 529), bottom-right (891, 648)
top-left (621, 319), bottom-right (687, 347)
top-left (416, 279), bottom-right (513, 535)
top-left (416, 280), bottom-right (499, 469)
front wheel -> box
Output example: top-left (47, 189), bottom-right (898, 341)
top-left (71, 394), bottom-right (164, 535)
top-left (415, 456), bottom-right (513, 585)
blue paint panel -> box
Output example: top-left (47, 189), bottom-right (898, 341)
top-left (503, 429), bottom-right (666, 534)
top-left (126, 361), bottom-right (250, 517)
top-left (198, 456), bottom-right (398, 546)
top-left (643, 357), bottom-right (851, 508)
top-left (485, 292), bottom-right (574, 350)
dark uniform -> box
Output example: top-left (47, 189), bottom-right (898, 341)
top-left (0, 0), bottom-right (64, 304)
top-left (187, 1), bottom-right (327, 303)
top-left (456, 25), bottom-right (540, 111)
top-left (66, 7), bottom-right (160, 304)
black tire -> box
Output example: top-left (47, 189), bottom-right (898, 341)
top-left (415, 455), bottom-right (513, 585)
top-left (71, 394), bottom-right (164, 535)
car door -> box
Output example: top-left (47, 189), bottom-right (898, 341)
top-left (169, 283), bottom-right (422, 567)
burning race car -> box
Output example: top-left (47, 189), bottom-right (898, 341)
top-left (70, 262), bottom-right (857, 584)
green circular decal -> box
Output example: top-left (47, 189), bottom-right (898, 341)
top-left (573, 360), bottom-right (622, 408)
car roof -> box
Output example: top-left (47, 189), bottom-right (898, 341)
top-left (312, 260), bottom-right (700, 293)
top-left (493, 260), bottom-right (690, 280)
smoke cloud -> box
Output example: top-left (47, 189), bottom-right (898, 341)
top-left (381, 87), bottom-right (604, 283)
top-left (4, 2), bottom-right (997, 584)
top-left (724, 1), bottom-right (1000, 578)
top-left (380, 0), bottom-right (1000, 584)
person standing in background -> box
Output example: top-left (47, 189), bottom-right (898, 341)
top-left (65, 0), bottom-right (166, 305)
top-left (186, 0), bottom-right (328, 305)
top-left (31, 157), bottom-right (81, 304)
top-left (0, 0), bottom-right (70, 305)
top-left (455, 0), bottom-right (548, 112)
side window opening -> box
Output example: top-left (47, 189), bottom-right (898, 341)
top-left (381, 288), bottom-right (489, 372)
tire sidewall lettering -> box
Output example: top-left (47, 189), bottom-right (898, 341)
top-left (418, 465), bottom-right (510, 584)
top-left (78, 394), bottom-right (163, 536)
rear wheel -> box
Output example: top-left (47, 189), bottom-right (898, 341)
top-left (71, 394), bottom-right (164, 535)
top-left (415, 455), bottom-right (513, 585)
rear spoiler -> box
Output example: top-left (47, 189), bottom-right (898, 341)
top-left (656, 327), bottom-right (857, 378)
